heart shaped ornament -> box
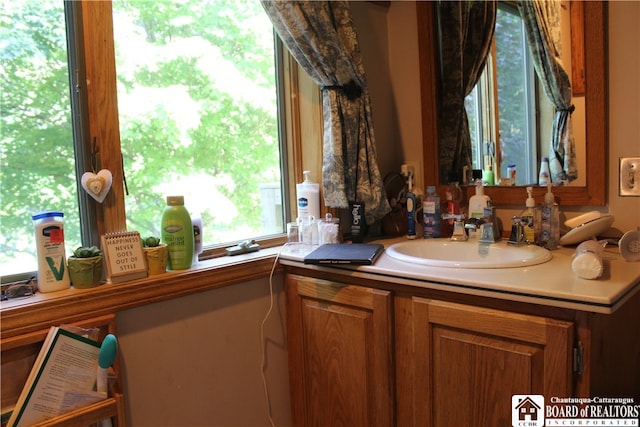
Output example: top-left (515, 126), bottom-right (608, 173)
top-left (81, 169), bottom-right (113, 203)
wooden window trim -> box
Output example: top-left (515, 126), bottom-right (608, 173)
top-left (79, 1), bottom-right (126, 235)
top-left (1, 248), bottom-right (284, 340)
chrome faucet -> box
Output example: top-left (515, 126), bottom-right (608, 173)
top-left (507, 216), bottom-right (527, 246)
top-left (465, 205), bottom-right (501, 243)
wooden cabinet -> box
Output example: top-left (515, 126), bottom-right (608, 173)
top-left (285, 270), bottom-right (640, 426)
top-left (285, 274), bottom-right (394, 427)
top-left (396, 297), bottom-right (573, 426)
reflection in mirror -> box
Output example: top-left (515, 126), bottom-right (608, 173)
top-left (467, 2), bottom-right (552, 186)
top-left (437, 0), bottom-right (580, 187)
top-left (418, 1), bottom-right (606, 206)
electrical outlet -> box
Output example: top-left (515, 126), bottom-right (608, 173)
top-left (619, 157), bottom-right (640, 196)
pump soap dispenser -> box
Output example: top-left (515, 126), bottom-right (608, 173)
top-left (468, 180), bottom-right (491, 218)
top-left (521, 187), bottom-right (538, 244)
top-left (296, 171), bottom-right (320, 221)
top-left (539, 183), bottom-right (560, 248)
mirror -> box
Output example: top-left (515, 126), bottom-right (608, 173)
top-left (417, 1), bottom-right (606, 206)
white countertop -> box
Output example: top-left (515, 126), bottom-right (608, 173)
top-left (278, 237), bottom-right (640, 314)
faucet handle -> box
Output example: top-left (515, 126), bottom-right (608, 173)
top-left (442, 213), bottom-right (465, 221)
top-left (442, 214), bottom-right (468, 241)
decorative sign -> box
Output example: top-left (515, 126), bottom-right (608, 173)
top-left (101, 231), bottom-right (147, 283)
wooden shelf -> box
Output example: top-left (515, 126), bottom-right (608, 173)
top-left (29, 394), bottom-right (124, 427)
top-left (1, 314), bottom-right (126, 427)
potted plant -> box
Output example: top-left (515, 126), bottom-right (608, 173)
top-left (142, 236), bottom-right (168, 275)
top-left (68, 246), bottom-right (103, 288)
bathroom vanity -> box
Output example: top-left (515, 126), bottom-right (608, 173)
top-left (279, 238), bottom-right (640, 426)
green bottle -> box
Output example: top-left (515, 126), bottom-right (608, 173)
top-left (161, 196), bottom-right (194, 270)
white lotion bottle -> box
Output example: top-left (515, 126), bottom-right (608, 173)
top-left (32, 211), bottom-right (71, 292)
top-left (191, 213), bottom-right (203, 266)
top-left (296, 170), bottom-right (320, 221)
top-left (468, 180), bottom-right (491, 218)
top-left (539, 157), bottom-right (551, 186)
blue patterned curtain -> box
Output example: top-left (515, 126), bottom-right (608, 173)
top-left (261, 1), bottom-right (390, 224)
top-left (436, 0), bottom-right (497, 184)
top-left (519, 0), bottom-right (577, 183)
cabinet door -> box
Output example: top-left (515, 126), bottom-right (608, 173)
top-left (285, 274), bottom-right (394, 427)
top-left (402, 297), bottom-right (573, 427)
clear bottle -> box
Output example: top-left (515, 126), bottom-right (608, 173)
top-left (538, 183), bottom-right (560, 248)
top-left (446, 177), bottom-right (463, 219)
top-left (423, 186), bottom-right (441, 238)
top-left (444, 176), bottom-right (463, 235)
top-left (161, 196), bottom-right (195, 270)
top-left (32, 211), bottom-right (71, 292)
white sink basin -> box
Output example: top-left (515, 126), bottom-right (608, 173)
top-left (386, 239), bottom-right (552, 268)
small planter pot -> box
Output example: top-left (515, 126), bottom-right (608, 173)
top-left (68, 256), bottom-right (103, 289)
top-left (143, 245), bottom-right (168, 275)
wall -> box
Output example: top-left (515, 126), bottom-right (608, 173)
top-left (606, 1), bottom-right (640, 234)
top-left (116, 276), bottom-right (291, 427)
top-left (352, 1), bottom-right (424, 191)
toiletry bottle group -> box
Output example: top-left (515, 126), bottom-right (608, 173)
top-left (161, 196), bottom-right (195, 270)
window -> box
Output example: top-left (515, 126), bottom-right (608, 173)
top-left (1, 1), bottom-right (82, 278)
top-left (467, 3), bottom-right (547, 185)
top-left (112, 0), bottom-right (285, 245)
top-left (1, 1), bottom-right (289, 280)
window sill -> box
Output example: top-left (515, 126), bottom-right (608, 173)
top-left (0, 247), bottom-right (283, 340)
